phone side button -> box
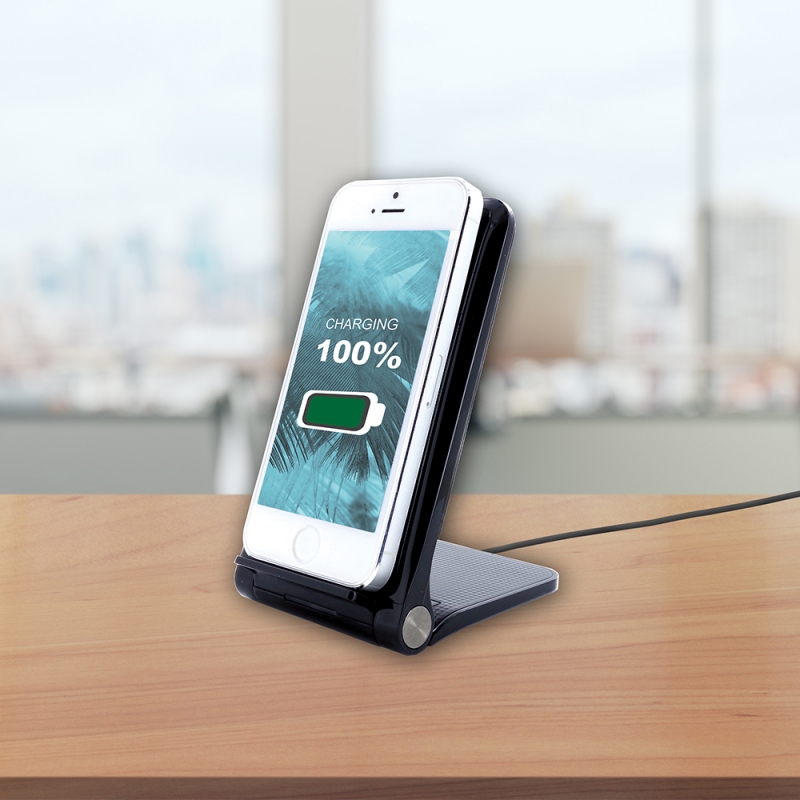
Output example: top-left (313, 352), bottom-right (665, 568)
top-left (425, 355), bottom-right (443, 408)
top-left (293, 526), bottom-right (321, 564)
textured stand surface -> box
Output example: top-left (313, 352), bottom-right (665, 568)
top-left (429, 540), bottom-right (558, 645)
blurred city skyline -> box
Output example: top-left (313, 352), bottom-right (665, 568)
top-left (4, 0), bottom-right (800, 498)
top-left (4, 0), bottom-right (800, 419)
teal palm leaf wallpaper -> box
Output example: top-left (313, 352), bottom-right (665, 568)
top-left (259, 229), bottom-right (450, 532)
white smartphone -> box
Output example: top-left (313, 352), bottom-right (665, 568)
top-left (243, 178), bottom-right (483, 589)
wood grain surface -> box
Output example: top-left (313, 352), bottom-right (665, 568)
top-left (1, 493), bottom-right (800, 798)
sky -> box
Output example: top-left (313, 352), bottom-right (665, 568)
top-left (2, 1), bottom-right (800, 268)
top-left (375, 0), bottom-right (800, 259)
top-left (0, 0), bottom-right (279, 266)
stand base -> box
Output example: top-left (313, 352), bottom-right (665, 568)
top-left (429, 541), bottom-right (558, 645)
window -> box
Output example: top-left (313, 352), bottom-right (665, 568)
top-left (0, 0), bottom-right (279, 417)
top-left (375, 0), bottom-right (800, 419)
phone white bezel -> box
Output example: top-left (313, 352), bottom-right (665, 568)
top-left (243, 177), bottom-right (482, 589)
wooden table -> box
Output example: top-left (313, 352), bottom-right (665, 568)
top-left (2, 494), bottom-right (800, 799)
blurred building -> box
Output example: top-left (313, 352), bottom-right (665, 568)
top-left (491, 197), bottom-right (615, 360)
top-left (617, 247), bottom-right (686, 353)
top-left (538, 198), bottom-right (616, 356)
top-left (709, 202), bottom-right (800, 357)
top-left (0, 226), bottom-right (277, 416)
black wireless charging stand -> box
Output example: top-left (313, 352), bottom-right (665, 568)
top-left (235, 198), bottom-right (558, 655)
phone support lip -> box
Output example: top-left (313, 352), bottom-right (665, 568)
top-left (235, 198), bottom-right (558, 655)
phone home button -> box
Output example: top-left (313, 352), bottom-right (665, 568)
top-left (293, 526), bottom-right (320, 564)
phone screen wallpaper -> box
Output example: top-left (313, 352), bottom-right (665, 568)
top-left (258, 229), bottom-right (450, 532)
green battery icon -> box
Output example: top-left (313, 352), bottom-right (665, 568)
top-left (297, 390), bottom-right (386, 435)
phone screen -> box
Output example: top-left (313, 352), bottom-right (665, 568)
top-left (258, 229), bottom-right (452, 532)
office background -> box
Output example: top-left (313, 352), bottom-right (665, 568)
top-left (2, 0), bottom-right (800, 495)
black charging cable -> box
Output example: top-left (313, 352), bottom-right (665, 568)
top-left (484, 489), bottom-right (800, 554)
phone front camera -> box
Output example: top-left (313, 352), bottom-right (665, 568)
top-left (393, 192), bottom-right (399, 199)
top-left (371, 208), bottom-right (375, 213)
